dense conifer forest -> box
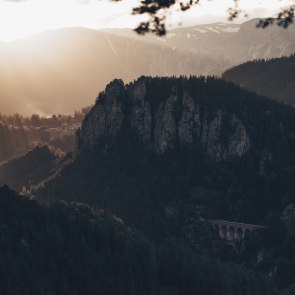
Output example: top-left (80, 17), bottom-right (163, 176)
top-left (0, 186), bottom-right (281, 295)
top-left (0, 76), bottom-right (295, 295)
top-left (34, 77), bottom-right (295, 230)
top-left (0, 186), bottom-right (156, 295)
top-left (0, 145), bottom-right (58, 192)
top-left (23, 76), bottom-right (295, 294)
top-left (223, 54), bottom-right (295, 105)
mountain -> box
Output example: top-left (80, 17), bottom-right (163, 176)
top-left (33, 77), bottom-right (295, 227)
top-left (0, 181), bottom-right (279, 295)
top-left (1, 19), bottom-right (294, 115)
top-left (223, 54), bottom-right (295, 105)
top-left (0, 145), bottom-right (57, 192)
top-left (129, 18), bottom-right (295, 63)
top-left (29, 76), bottom-right (295, 293)
top-left (0, 27), bottom-right (225, 115)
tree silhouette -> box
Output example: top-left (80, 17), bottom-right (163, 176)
top-left (112, 0), bottom-right (295, 35)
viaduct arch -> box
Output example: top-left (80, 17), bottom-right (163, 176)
top-left (208, 220), bottom-right (266, 243)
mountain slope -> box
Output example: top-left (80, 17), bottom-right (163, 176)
top-left (0, 145), bottom-right (57, 192)
top-left (0, 186), bottom-right (155, 295)
top-left (26, 76), bottom-right (295, 293)
top-left (0, 27), bottom-right (226, 115)
top-left (1, 19), bottom-right (294, 115)
top-left (32, 77), bottom-right (295, 235)
top-left (108, 19), bottom-right (295, 63)
top-left (0, 182), bottom-right (278, 295)
top-left (0, 121), bottom-right (49, 162)
top-left (223, 54), bottom-right (295, 104)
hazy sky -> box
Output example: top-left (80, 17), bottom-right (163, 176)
top-left (0, 0), bottom-right (293, 41)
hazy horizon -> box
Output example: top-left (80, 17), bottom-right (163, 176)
top-left (0, 0), bottom-right (294, 116)
top-left (0, 0), bottom-right (293, 41)
top-left (0, 17), bottom-right (294, 116)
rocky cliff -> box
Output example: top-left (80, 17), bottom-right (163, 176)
top-left (77, 77), bottom-right (250, 161)
top-left (32, 76), bottom-right (295, 239)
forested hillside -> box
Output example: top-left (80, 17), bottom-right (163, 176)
top-left (0, 145), bottom-right (57, 192)
top-left (0, 185), bottom-right (283, 295)
top-left (0, 186), bottom-right (155, 295)
top-left (0, 121), bottom-right (47, 162)
top-left (28, 77), bottom-right (295, 293)
top-left (223, 54), bottom-right (295, 105)
top-left (34, 77), bottom-right (295, 230)
top-left (0, 107), bottom-right (89, 162)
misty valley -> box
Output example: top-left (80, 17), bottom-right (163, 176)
top-left (0, 6), bottom-right (295, 295)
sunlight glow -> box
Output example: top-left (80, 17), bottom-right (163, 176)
top-left (0, 0), bottom-right (138, 41)
top-left (0, 0), bottom-right (293, 41)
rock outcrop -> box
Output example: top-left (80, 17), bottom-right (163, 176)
top-left (77, 77), bottom-right (250, 161)
top-left (30, 76), bottom-right (295, 245)
top-left (281, 203), bottom-right (295, 233)
top-left (77, 79), bottom-right (126, 149)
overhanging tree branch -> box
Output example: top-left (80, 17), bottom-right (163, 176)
top-left (111, 0), bottom-right (295, 35)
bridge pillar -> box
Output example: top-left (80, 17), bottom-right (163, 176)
top-left (211, 220), bottom-right (265, 244)
top-left (219, 225), bottom-right (227, 239)
top-left (227, 226), bottom-right (235, 240)
top-left (235, 227), bottom-right (244, 240)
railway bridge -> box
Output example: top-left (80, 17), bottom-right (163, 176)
top-left (208, 220), bottom-right (266, 242)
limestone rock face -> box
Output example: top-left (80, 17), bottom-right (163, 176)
top-left (200, 112), bottom-right (249, 161)
top-left (128, 79), bottom-right (152, 145)
top-left (77, 79), bottom-right (125, 151)
top-left (154, 89), bottom-right (178, 154)
top-left (178, 91), bottom-right (195, 145)
top-left (76, 78), bottom-right (251, 161)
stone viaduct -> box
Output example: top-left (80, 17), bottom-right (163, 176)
top-left (208, 220), bottom-right (266, 243)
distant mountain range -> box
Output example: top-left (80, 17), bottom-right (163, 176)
top-left (123, 18), bottom-right (295, 63)
top-left (223, 54), bottom-right (295, 105)
top-left (0, 18), bottom-right (294, 115)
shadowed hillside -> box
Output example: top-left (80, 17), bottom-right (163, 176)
top-left (28, 76), bottom-right (295, 293)
top-left (1, 75), bottom-right (295, 294)
top-left (33, 77), bottom-right (295, 227)
top-left (0, 186), bottom-right (155, 295)
top-left (0, 145), bottom-right (57, 192)
top-left (223, 54), bottom-right (295, 105)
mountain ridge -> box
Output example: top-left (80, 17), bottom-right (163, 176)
top-left (223, 54), bottom-right (295, 104)
top-left (0, 19), bottom-right (294, 115)
top-left (16, 76), bottom-right (295, 294)
top-left (32, 76), bottom-right (295, 233)
top-left (77, 77), bottom-right (251, 161)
